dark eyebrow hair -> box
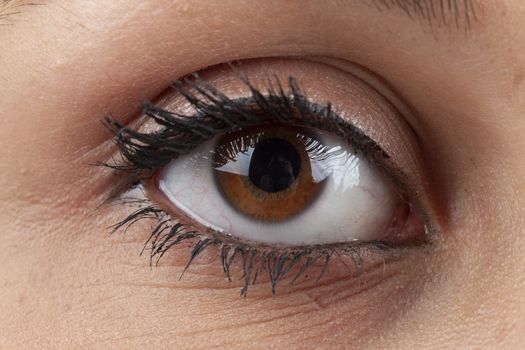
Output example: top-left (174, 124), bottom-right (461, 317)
top-left (369, 0), bottom-right (479, 31)
top-left (0, 0), bottom-right (38, 24)
top-left (1, 0), bottom-right (480, 32)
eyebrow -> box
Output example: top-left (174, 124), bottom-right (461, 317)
top-left (370, 0), bottom-right (479, 31)
top-left (0, 0), bottom-right (480, 32)
top-left (0, 0), bottom-right (37, 24)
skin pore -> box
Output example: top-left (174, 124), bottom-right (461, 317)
top-left (1, 0), bottom-right (525, 349)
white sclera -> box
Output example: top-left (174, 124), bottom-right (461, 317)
top-left (159, 132), bottom-right (400, 246)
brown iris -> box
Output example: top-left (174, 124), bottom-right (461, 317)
top-left (213, 125), bottom-right (325, 221)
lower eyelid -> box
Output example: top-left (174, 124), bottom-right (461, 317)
top-left (112, 186), bottom-right (412, 296)
top-left (108, 171), bottom-right (429, 297)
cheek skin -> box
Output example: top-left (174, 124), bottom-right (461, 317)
top-left (0, 201), bottom-right (437, 349)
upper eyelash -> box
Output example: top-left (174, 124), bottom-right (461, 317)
top-left (102, 73), bottom-right (389, 174)
top-left (101, 73), bottom-right (413, 296)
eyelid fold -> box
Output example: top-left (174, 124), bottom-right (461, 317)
top-left (131, 59), bottom-right (428, 204)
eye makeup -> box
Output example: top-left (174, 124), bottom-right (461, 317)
top-left (102, 60), bottom-right (434, 296)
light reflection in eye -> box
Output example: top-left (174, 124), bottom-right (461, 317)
top-left (158, 124), bottom-right (408, 246)
top-left (213, 126), bottom-right (325, 221)
top-left (215, 136), bottom-right (361, 189)
top-left (299, 135), bottom-right (361, 190)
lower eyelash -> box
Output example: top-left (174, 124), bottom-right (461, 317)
top-left (110, 188), bottom-right (402, 296)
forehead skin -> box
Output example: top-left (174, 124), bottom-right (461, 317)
top-left (0, 1), bottom-right (525, 349)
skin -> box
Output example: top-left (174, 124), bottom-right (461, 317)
top-left (1, 0), bottom-right (525, 349)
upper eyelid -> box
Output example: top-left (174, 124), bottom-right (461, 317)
top-left (105, 73), bottom-right (393, 167)
top-left (102, 61), bottom-right (425, 190)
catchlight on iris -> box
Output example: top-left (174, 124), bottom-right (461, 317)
top-left (213, 125), bottom-right (324, 221)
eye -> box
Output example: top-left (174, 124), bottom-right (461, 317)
top-left (158, 123), bottom-right (414, 246)
top-left (104, 62), bottom-right (431, 295)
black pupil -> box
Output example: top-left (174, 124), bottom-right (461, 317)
top-left (248, 137), bottom-right (301, 193)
